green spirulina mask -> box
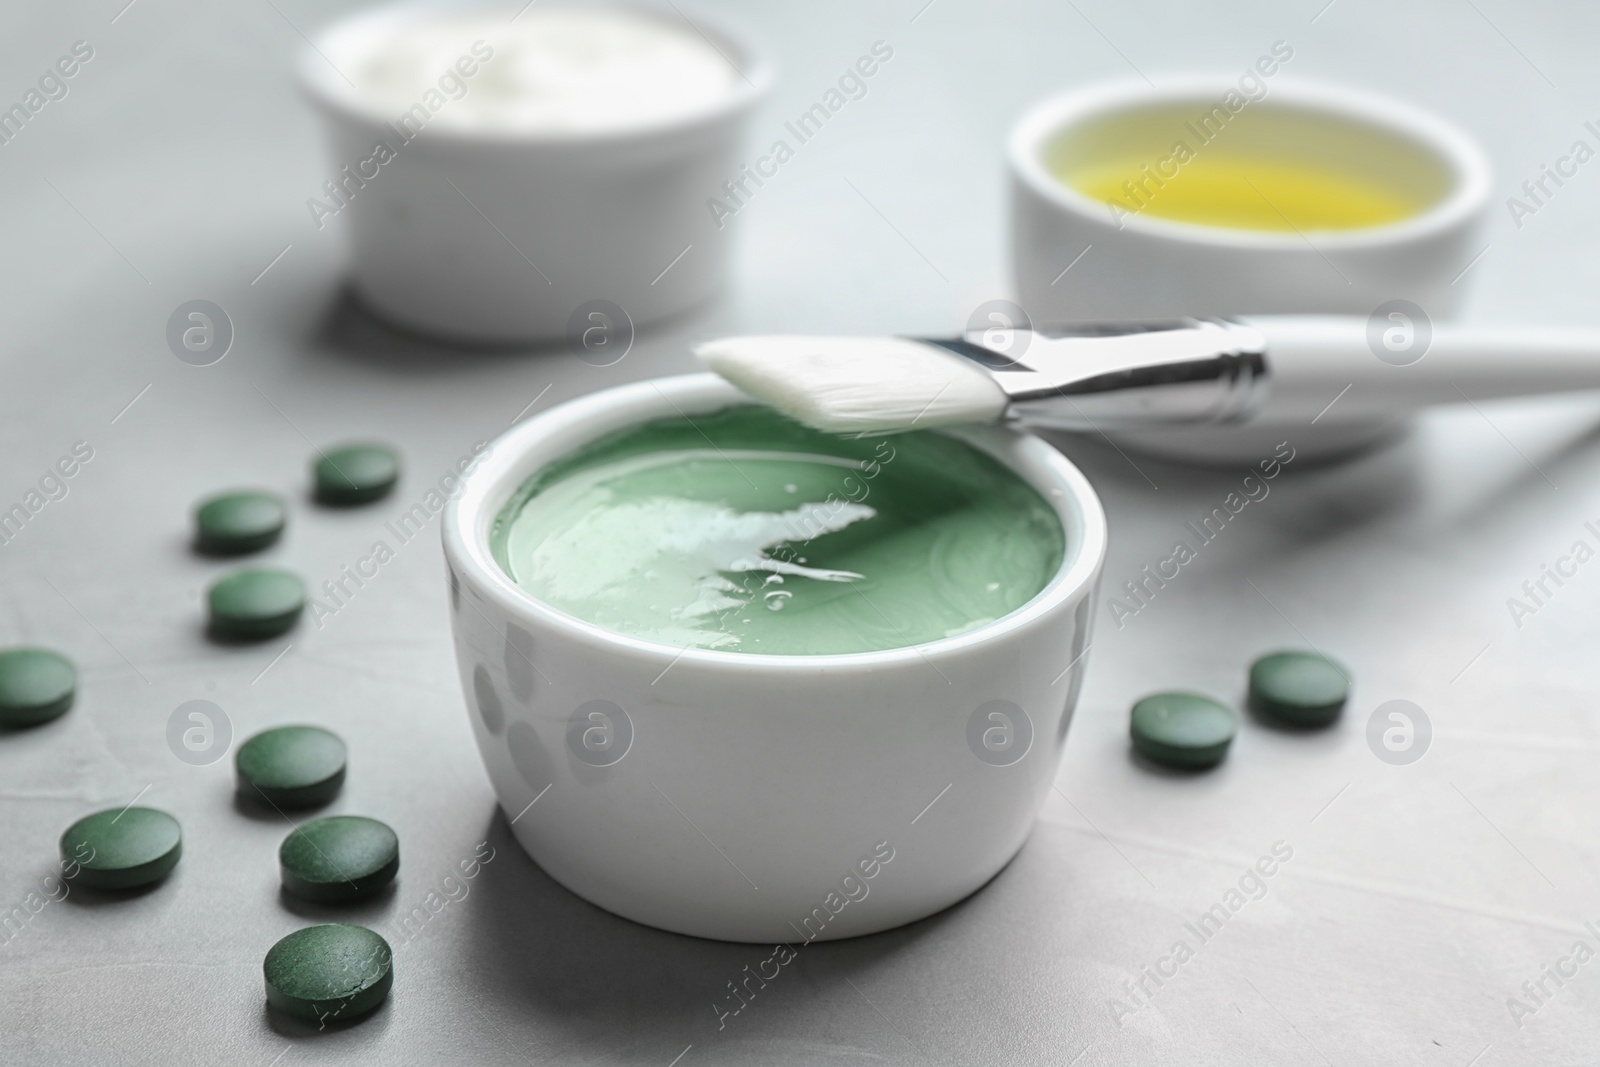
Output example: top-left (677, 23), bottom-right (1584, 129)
top-left (491, 407), bottom-right (1066, 656)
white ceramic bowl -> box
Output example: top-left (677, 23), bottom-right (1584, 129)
top-left (442, 374), bottom-right (1107, 942)
top-left (1008, 78), bottom-right (1492, 463)
top-left (299, 5), bottom-right (771, 344)
top-left (1010, 77), bottom-right (1492, 321)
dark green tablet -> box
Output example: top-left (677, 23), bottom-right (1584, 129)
top-left (280, 816), bottom-right (398, 903)
top-left (236, 725), bottom-right (347, 809)
top-left (1249, 650), bottom-right (1349, 727)
top-left (0, 647), bottom-right (75, 727)
top-left (194, 490), bottom-right (286, 555)
top-left (207, 568), bottom-right (305, 640)
top-left (313, 443), bottom-right (399, 506)
top-left (264, 924), bottom-right (393, 1023)
top-left (60, 807), bottom-right (182, 890)
top-left (1130, 691), bottom-right (1238, 769)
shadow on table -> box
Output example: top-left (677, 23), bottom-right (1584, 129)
top-left (1056, 406), bottom-right (1600, 546)
top-left (265, 998), bottom-right (395, 1040)
top-left (1042, 423), bottom-right (1428, 553)
top-left (299, 284), bottom-right (718, 379)
top-left (457, 807), bottom-right (966, 1051)
top-left (1444, 411), bottom-right (1600, 528)
top-left (276, 882), bottom-right (400, 925)
top-left (59, 878), bottom-right (171, 906)
top-left (304, 286), bottom-right (565, 375)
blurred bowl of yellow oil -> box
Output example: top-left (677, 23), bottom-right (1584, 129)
top-left (1065, 146), bottom-right (1426, 234)
top-left (1007, 76), bottom-right (1491, 463)
top-left (1009, 76), bottom-right (1490, 320)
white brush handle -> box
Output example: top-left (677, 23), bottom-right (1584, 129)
top-left (1248, 315), bottom-right (1600, 422)
top-left (702, 319), bottom-right (1600, 437)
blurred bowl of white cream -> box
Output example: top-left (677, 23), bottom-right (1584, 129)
top-left (299, 4), bottom-right (770, 344)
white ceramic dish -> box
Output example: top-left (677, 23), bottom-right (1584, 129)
top-left (299, 4), bottom-right (771, 344)
top-left (442, 374), bottom-right (1107, 943)
top-left (1007, 77), bottom-right (1492, 463)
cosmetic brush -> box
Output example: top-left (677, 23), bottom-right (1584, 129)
top-left (695, 316), bottom-right (1600, 434)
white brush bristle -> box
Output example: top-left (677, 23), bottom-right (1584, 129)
top-left (694, 335), bottom-right (1007, 434)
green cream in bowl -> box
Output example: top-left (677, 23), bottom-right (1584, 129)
top-left (443, 374), bottom-right (1105, 943)
top-left (490, 407), bottom-right (1065, 655)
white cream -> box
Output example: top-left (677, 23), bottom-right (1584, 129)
top-left (346, 8), bottom-right (739, 134)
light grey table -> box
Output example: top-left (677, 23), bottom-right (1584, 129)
top-left (3, 0), bottom-right (1599, 1062)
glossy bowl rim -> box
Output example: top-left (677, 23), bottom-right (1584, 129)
top-left (442, 374), bottom-right (1108, 674)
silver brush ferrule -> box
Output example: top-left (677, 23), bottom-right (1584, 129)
top-left (919, 318), bottom-right (1269, 431)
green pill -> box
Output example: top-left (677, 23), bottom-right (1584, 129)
top-left (0, 647), bottom-right (75, 727)
top-left (314, 443), bottom-right (399, 506)
top-left (280, 816), bottom-right (399, 903)
top-left (1249, 650), bottom-right (1349, 727)
top-left (60, 807), bottom-right (182, 890)
top-left (207, 568), bottom-right (305, 640)
top-left (237, 725), bottom-right (347, 809)
top-left (1130, 691), bottom-right (1238, 770)
top-left (263, 923), bottom-right (393, 1024)
top-left (194, 490), bottom-right (286, 555)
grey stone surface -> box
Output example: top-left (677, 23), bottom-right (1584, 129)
top-left (1, 0), bottom-right (1598, 1062)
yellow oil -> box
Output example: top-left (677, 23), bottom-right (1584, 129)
top-left (1064, 154), bottom-right (1423, 232)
